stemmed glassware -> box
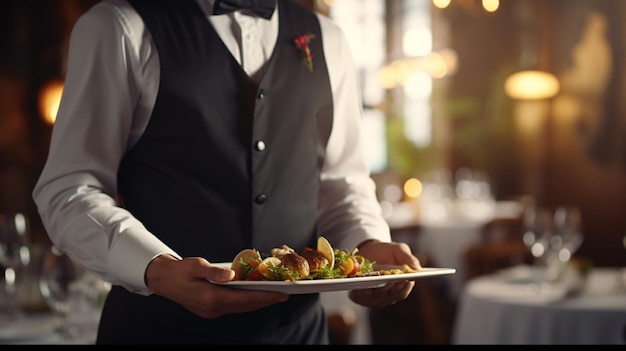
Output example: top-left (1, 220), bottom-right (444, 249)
top-left (552, 206), bottom-right (583, 259)
top-left (0, 213), bottom-right (31, 321)
top-left (39, 245), bottom-right (89, 339)
top-left (522, 206), bottom-right (554, 267)
top-left (0, 213), bottom-right (31, 267)
top-left (522, 205), bottom-right (584, 281)
top-left (547, 206), bottom-right (584, 280)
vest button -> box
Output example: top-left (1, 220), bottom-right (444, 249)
top-left (255, 194), bottom-right (268, 204)
top-left (254, 140), bottom-right (266, 151)
top-left (258, 90), bottom-right (266, 99)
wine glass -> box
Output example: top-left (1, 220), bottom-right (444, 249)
top-left (0, 213), bottom-right (31, 321)
top-left (0, 212), bottom-right (31, 271)
top-left (552, 206), bottom-right (583, 258)
top-left (39, 246), bottom-right (90, 339)
top-left (0, 264), bottom-right (21, 322)
top-left (547, 206), bottom-right (584, 280)
top-left (522, 206), bottom-right (554, 267)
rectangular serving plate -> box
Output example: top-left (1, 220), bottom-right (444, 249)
top-left (210, 263), bottom-right (456, 294)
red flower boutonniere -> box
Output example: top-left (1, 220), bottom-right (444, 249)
top-left (294, 33), bottom-right (316, 72)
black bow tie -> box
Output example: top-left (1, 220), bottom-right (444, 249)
top-left (213, 0), bottom-right (276, 20)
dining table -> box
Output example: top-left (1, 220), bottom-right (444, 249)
top-left (452, 265), bottom-right (626, 345)
top-left (0, 308), bottom-right (100, 345)
top-left (387, 199), bottom-right (523, 300)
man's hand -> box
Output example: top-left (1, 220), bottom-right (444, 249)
top-left (145, 254), bottom-right (289, 319)
top-left (348, 240), bottom-right (422, 308)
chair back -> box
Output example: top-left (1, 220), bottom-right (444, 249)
top-left (463, 198), bottom-right (534, 281)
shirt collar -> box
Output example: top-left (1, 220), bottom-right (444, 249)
top-left (201, 0), bottom-right (276, 19)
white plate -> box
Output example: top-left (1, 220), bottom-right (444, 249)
top-left (210, 263), bottom-right (455, 294)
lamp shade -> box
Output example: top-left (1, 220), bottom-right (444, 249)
top-left (504, 70), bottom-right (560, 100)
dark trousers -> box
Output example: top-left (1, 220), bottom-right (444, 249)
top-left (96, 286), bottom-right (329, 344)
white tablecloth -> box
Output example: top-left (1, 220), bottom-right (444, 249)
top-left (389, 200), bottom-right (523, 300)
top-left (453, 266), bottom-right (626, 345)
top-left (0, 310), bottom-right (99, 344)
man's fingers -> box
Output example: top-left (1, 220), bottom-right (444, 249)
top-left (206, 265), bottom-right (235, 282)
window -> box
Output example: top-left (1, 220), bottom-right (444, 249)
top-left (329, 0), bottom-right (440, 172)
top-left (329, 0), bottom-right (387, 172)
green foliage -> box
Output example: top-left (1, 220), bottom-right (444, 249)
top-left (382, 62), bottom-right (519, 195)
top-left (385, 115), bottom-right (436, 179)
top-left (442, 62), bottom-right (517, 170)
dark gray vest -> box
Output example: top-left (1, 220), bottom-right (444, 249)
top-left (118, 0), bottom-right (332, 260)
top-left (99, 0), bottom-right (333, 344)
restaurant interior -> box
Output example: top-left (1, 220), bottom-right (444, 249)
top-left (1, 0), bottom-right (625, 345)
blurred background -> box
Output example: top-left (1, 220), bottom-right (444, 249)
top-left (1, 0), bottom-right (626, 344)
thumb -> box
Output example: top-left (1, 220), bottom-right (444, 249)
top-left (207, 264), bottom-right (235, 283)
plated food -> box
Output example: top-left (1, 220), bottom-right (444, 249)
top-left (230, 236), bottom-right (420, 282)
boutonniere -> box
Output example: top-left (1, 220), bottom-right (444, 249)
top-left (294, 33), bottom-right (316, 72)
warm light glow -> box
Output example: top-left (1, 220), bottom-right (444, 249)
top-left (432, 0), bottom-right (451, 9)
top-left (391, 60), bottom-right (410, 86)
top-left (482, 0), bottom-right (499, 12)
top-left (434, 0), bottom-right (497, 12)
top-left (378, 65), bottom-right (397, 89)
top-left (38, 80), bottom-right (64, 124)
top-left (504, 70), bottom-right (560, 100)
top-left (513, 101), bottom-right (550, 136)
top-left (378, 49), bottom-right (458, 89)
top-left (415, 50), bottom-right (459, 78)
top-left (404, 72), bottom-right (432, 100)
top-left (403, 27), bottom-right (432, 57)
top-left (404, 178), bottom-right (423, 199)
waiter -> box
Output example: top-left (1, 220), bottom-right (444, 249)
top-left (32, 0), bottom-right (422, 344)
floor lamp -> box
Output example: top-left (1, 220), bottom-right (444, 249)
top-left (505, 71), bottom-right (560, 207)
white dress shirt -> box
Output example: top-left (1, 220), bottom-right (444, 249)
top-left (33, 0), bottom-right (390, 296)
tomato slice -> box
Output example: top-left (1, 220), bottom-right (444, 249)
top-left (351, 257), bottom-right (361, 275)
top-left (246, 269), bottom-right (263, 281)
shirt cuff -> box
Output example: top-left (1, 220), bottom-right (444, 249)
top-left (108, 227), bottom-right (181, 296)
